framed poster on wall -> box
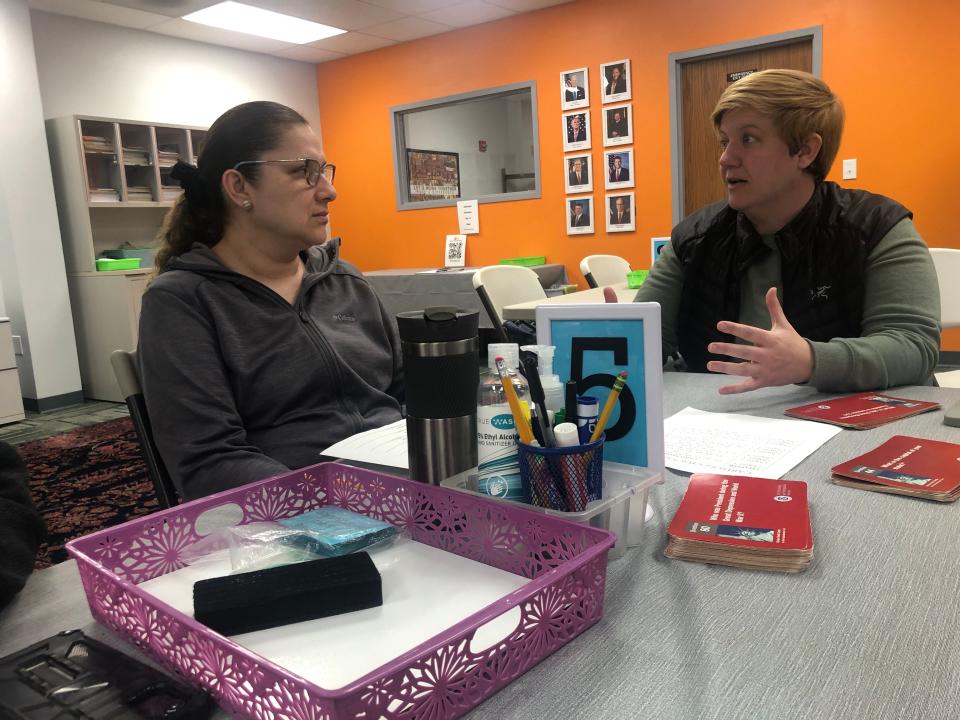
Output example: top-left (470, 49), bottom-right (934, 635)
top-left (406, 149), bottom-right (460, 201)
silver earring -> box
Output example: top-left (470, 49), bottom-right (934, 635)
top-left (241, 200), bottom-right (252, 209)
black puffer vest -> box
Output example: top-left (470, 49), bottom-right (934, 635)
top-left (674, 181), bottom-right (911, 372)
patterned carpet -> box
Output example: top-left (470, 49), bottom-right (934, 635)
top-left (17, 417), bottom-right (158, 569)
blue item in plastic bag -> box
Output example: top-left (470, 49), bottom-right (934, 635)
top-left (277, 507), bottom-right (398, 557)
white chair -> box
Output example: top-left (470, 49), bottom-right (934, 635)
top-left (930, 248), bottom-right (960, 387)
top-left (580, 254), bottom-right (631, 288)
top-left (472, 265), bottom-right (546, 342)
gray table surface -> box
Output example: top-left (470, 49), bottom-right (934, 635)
top-left (364, 265), bottom-right (567, 329)
top-left (4, 373), bottom-right (960, 719)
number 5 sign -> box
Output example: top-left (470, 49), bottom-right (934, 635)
top-left (535, 303), bottom-right (664, 470)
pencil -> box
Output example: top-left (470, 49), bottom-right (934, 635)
top-left (494, 356), bottom-right (536, 445)
top-left (590, 371), bottom-right (628, 442)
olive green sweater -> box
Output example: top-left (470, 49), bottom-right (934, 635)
top-left (635, 218), bottom-right (941, 392)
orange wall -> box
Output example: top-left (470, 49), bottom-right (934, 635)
top-left (317, 0), bottom-right (960, 349)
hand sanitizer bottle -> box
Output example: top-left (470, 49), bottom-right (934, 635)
top-left (477, 343), bottom-right (529, 501)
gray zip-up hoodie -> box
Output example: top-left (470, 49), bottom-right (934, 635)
top-left (137, 239), bottom-right (403, 500)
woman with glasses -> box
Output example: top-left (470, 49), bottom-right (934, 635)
top-left (139, 101), bottom-right (403, 500)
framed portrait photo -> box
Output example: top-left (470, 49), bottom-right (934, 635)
top-left (601, 59), bottom-right (631, 103)
top-left (406, 149), bottom-right (460, 201)
top-left (567, 195), bottom-right (594, 235)
top-left (602, 103), bottom-right (633, 147)
top-left (604, 148), bottom-right (634, 189)
top-left (564, 154), bottom-right (593, 193)
top-left (562, 110), bottom-right (591, 152)
top-left (606, 191), bottom-right (636, 233)
top-left (560, 67), bottom-right (589, 110)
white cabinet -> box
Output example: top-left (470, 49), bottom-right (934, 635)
top-left (66, 272), bottom-right (150, 402)
top-left (46, 115), bottom-right (207, 401)
top-left (0, 319), bottom-right (25, 425)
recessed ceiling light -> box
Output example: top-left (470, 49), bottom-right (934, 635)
top-left (183, 1), bottom-right (346, 44)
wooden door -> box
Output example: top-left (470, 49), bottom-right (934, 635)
top-left (681, 41), bottom-right (813, 217)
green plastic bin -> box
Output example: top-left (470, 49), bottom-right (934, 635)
top-left (102, 247), bottom-right (155, 268)
top-left (627, 270), bottom-right (649, 288)
top-left (499, 256), bottom-right (546, 267)
top-left (96, 257), bottom-right (142, 271)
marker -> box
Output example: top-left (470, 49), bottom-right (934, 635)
top-left (576, 396), bottom-right (598, 444)
top-left (553, 422), bottom-right (580, 447)
top-left (494, 356), bottom-right (535, 445)
top-left (590, 371), bottom-right (628, 442)
top-left (521, 352), bottom-right (556, 448)
top-left (565, 380), bottom-right (578, 425)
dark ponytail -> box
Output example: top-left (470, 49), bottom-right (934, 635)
top-left (154, 101), bottom-right (309, 273)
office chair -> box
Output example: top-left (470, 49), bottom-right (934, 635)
top-left (472, 265), bottom-right (547, 342)
top-left (110, 349), bottom-right (179, 509)
top-left (930, 249), bottom-right (960, 388)
top-left (580, 254), bottom-right (631, 288)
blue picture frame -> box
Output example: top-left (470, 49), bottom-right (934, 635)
top-left (535, 303), bottom-right (664, 470)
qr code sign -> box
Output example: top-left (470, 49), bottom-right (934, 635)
top-left (445, 235), bottom-right (466, 266)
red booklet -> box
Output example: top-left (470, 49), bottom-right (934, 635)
top-left (665, 474), bottom-right (813, 572)
top-left (831, 435), bottom-right (960, 502)
top-left (784, 392), bottom-right (940, 429)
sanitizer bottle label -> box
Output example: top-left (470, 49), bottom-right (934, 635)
top-left (477, 405), bottom-right (525, 501)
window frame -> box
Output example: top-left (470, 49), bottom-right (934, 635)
top-left (390, 81), bottom-right (541, 211)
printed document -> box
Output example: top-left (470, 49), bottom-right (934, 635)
top-left (664, 407), bottom-right (841, 478)
top-left (321, 419), bottom-right (408, 469)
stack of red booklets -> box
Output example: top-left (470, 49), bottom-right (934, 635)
top-left (665, 474), bottom-right (813, 573)
top-left (831, 435), bottom-right (960, 502)
top-left (784, 393), bottom-right (940, 429)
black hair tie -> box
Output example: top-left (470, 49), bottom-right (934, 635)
top-left (171, 160), bottom-right (207, 206)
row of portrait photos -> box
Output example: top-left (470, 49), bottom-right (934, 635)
top-left (567, 193), bottom-right (636, 234)
top-left (561, 60), bottom-right (632, 110)
top-left (562, 60), bottom-right (633, 150)
top-left (565, 149), bottom-right (633, 192)
top-left (561, 60), bottom-right (636, 235)
top-left (562, 104), bottom-right (633, 152)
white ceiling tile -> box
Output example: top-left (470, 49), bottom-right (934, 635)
top-left (362, 0), bottom-right (462, 13)
top-left (252, 0), bottom-right (403, 30)
top-left (362, 15), bottom-right (452, 42)
top-left (34, 0), bottom-right (569, 53)
top-left (307, 32), bottom-right (396, 54)
top-left (420, 2), bottom-right (514, 28)
top-left (274, 45), bottom-right (348, 64)
top-left (94, 0), bottom-right (219, 19)
top-left (149, 17), bottom-right (296, 53)
top-left (485, 0), bottom-right (571, 11)
top-left (28, 0), bottom-right (170, 28)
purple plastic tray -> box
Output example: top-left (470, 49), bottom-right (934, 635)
top-left (67, 462), bottom-right (615, 719)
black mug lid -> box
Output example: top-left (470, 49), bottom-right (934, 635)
top-left (396, 306), bottom-right (479, 343)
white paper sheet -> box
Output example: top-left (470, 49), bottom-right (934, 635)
top-left (457, 199), bottom-right (479, 234)
top-left (664, 406), bottom-right (841, 478)
top-left (140, 538), bottom-right (527, 690)
top-left (414, 267), bottom-right (474, 274)
top-left (322, 419), bottom-right (408, 468)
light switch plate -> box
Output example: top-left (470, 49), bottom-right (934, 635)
top-left (11, 335), bottom-right (23, 356)
top-left (842, 158), bottom-right (857, 180)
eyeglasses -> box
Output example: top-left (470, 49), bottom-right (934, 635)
top-left (232, 158), bottom-right (335, 187)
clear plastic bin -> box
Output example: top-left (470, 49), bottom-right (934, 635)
top-left (442, 460), bottom-right (660, 559)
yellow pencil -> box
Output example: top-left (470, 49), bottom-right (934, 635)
top-left (590, 371), bottom-right (628, 442)
top-left (494, 356), bottom-right (536, 445)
